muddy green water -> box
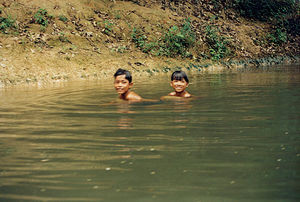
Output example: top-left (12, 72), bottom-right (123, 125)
top-left (0, 65), bottom-right (299, 202)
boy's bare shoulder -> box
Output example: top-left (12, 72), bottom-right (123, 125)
top-left (126, 91), bottom-right (142, 101)
top-left (161, 91), bottom-right (193, 100)
top-left (184, 92), bottom-right (192, 98)
top-left (167, 91), bottom-right (192, 98)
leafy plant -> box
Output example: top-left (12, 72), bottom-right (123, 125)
top-left (131, 18), bottom-right (196, 58)
top-left (33, 8), bottom-right (50, 27)
top-left (267, 28), bottom-right (287, 45)
top-left (159, 18), bottom-right (196, 57)
top-left (103, 20), bottom-right (113, 35)
top-left (205, 25), bottom-right (231, 61)
top-left (131, 27), bottom-right (147, 50)
top-left (59, 15), bottom-right (68, 22)
top-left (0, 15), bottom-right (16, 33)
top-left (143, 42), bottom-right (159, 54)
top-left (131, 28), bottom-right (161, 55)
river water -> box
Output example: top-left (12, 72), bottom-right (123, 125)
top-left (0, 65), bottom-right (299, 202)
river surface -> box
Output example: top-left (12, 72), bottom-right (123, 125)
top-left (0, 65), bottom-right (299, 202)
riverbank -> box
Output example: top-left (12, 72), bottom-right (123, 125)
top-left (0, 0), bottom-right (299, 88)
top-left (1, 53), bottom-right (298, 89)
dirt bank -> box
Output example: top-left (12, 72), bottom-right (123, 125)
top-left (0, 0), bottom-right (299, 87)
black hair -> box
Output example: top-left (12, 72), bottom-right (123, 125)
top-left (114, 68), bottom-right (132, 83)
top-left (171, 70), bottom-right (189, 83)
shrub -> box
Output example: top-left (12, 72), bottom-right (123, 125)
top-left (267, 28), bottom-right (287, 45)
top-left (0, 15), bottom-right (16, 33)
top-left (131, 19), bottom-right (196, 57)
top-left (205, 25), bottom-right (231, 61)
top-left (143, 42), bottom-right (159, 54)
top-left (159, 18), bottom-right (195, 57)
top-left (33, 8), bottom-right (50, 27)
top-left (131, 27), bottom-right (147, 50)
top-left (131, 18), bottom-right (196, 57)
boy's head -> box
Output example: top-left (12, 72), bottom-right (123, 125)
top-left (114, 68), bottom-right (133, 95)
top-left (170, 71), bottom-right (189, 93)
top-left (114, 68), bottom-right (132, 83)
top-left (171, 71), bottom-right (189, 83)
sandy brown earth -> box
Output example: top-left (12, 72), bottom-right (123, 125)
top-left (0, 0), bottom-right (299, 87)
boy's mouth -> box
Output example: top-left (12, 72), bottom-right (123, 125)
top-left (175, 86), bottom-right (184, 90)
top-left (174, 87), bottom-right (186, 93)
top-left (116, 88), bottom-right (125, 93)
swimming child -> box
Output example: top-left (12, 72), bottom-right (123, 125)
top-left (165, 70), bottom-right (191, 98)
top-left (114, 68), bottom-right (142, 101)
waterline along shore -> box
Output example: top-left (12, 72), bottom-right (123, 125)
top-left (0, 0), bottom-right (299, 87)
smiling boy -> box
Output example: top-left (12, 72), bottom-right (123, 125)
top-left (167, 70), bottom-right (191, 98)
top-left (114, 68), bottom-right (142, 101)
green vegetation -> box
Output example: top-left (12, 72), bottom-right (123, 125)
top-left (0, 8), bottom-right (17, 33)
top-left (131, 27), bottom-right (147, 50)
top-left (0, 15), bottom-right (16, 33)
top-left (159, 18), bottom-right (195, 57)
top-left (33, 8), bottom-right (51, 27)
top-left (131, 26), bottom-right (159, 55)
top-left (59, 32), bottom-right (70, 43)
top-left (206, 0), bottom-right (298, 46)
top-left (59, 15), bottom-right (68, 22)
top-left (113, 10), bottom-right (121, 19)
top-left (267, 28), bottom-right (287, 45)
top-left (103, 20), bottom-right (113, 35)
top-left (205, 25), bottom-right (231, 61)
top-left (231, 0), bottom-right (296, 22)
top-left (231, 0), bottom-right (299, 45)
top-left (115, 13), bottom-right (121, 19)
top-left (131, 18), bottom-right (196, 58)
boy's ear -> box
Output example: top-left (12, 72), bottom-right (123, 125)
top-left (129, 82), bottom-right (133, 88)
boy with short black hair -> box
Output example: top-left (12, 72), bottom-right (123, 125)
top-left (114, 68), bottom-right (142, 101)
top-left (167, 70), bottom-right (191, 98)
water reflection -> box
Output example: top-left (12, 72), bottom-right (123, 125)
top-left (169, 99), bottom-right (193, 129)
top-left (116, 102), bottom-right (135, 130)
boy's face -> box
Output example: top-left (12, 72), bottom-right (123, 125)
top-left (170, 79), bottom-right (189, 93)
top-left (114, 74), bottom-right (132, 95)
